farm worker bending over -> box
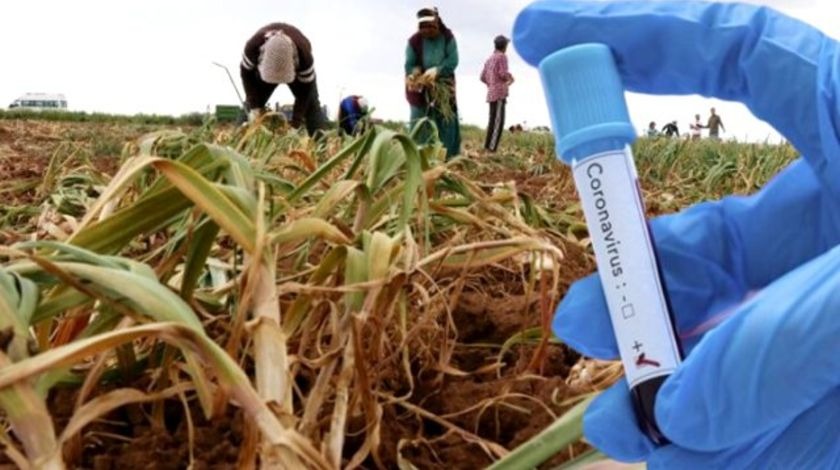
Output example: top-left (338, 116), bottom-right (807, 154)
top-left (515, 1), bottom-right (840, 469)
top-left (338, 95), bottom-right (369, 136)
top-left (405, 7), bottom-right (461, 160)
top-left (240, 23), bottom-right (327, 136)
top-left (661, 120), bottom-right (679, 138)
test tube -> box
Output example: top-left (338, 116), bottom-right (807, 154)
top-left (538, 44), bottom-right (684, 444)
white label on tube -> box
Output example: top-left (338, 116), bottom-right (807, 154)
top-left (572, 148), bottom-right (681, 387)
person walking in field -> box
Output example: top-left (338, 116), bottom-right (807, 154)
top-left (405, 7), bottom-right (461, 159)
top-left (480, 35), bottom-right (515, 153)
top-left (706, 107), bottom-right (726, 139)
top-left (240, 23), bottom-right (327, 136)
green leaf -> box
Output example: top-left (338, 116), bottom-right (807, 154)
top-left (283, 247), bottom-right (347, 335)
top-left (47, 262), bottom-right (203, 331)
top-left (68, 185), bottom-right (194, 254)
top-left (180, 219), bottom-right (221, 300)
top-left (31, 288), bottom-right (91, 324)
top-left (487, 396), bottom-right (594, 470)
top-left (498, 327), bottom-right (561, 363)
top-left (150, 159), bottom-right (256, 253)
top-left (270, 218), bottom-right (351, 246)
top-left (0, 271), bottom-right (36, 359)
top-left (288, 133), bottom-right (369, 202)
top-left (344, 247), bottom-right (367, 312)
top-left (365, 232), bottom-right (394, 282)
top-left (313, 180), bottom-right (360, 219)
top-left (14, 241), bottom-right (124, 270)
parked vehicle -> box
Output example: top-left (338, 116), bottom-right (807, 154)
top-left (8, 93), bottom-right (68, 110)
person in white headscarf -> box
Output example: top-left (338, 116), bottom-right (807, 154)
top-left (240, 23), bottom-right (326, 135)
top-left (404, 7), bottom-right (461, 159)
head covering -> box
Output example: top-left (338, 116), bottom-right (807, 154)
top-left (357, 96), bottom-right (369, 111)
top-left (258, 32), bottom-right (296, 84)
top-left (417, 7), bottom-right (438, 26)
top-left (494, 35), bottom-right (509, 49)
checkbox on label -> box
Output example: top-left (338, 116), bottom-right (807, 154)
top-left (622, 304), bottom-right (635, 319)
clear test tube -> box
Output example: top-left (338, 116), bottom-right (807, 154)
top-left (538, 43), bottom-right (684, 444)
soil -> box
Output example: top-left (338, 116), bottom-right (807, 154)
top-left (46, 387), bottom-right (244, 470)
top-left (0, 121), bottom-right (52, 207)
top-left (0, 120), bottom-right (603, 469)
top-left (0, 120), bottom-right (171, 245)
top-left (0, 120), bottom-right (141, 202)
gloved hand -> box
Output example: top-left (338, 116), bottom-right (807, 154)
top-left (514, 1), bottom-right (840, 468)
top-left (422, 66), bottom-right (439, 81)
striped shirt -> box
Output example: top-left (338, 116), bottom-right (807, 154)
top-left (480, 51), bottom-right (512, 103)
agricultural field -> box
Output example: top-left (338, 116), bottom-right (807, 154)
top-left (0, 113), bottom-right (797, 469)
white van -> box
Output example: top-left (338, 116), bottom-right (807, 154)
top-left (8, 93), bottom-right (68, 110)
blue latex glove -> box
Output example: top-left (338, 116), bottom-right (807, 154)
top-left (514, 2), bottom-right (840, 468)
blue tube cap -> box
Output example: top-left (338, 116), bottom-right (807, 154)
top-left (539, 44), bottom-right (636, 163)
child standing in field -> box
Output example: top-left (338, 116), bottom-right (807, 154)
top-left (480, 35), bottom-right (515, 153)
top-left (646, 121), bottom-right (659, 137)
top-left (690, 113), bottom-right (704, 140)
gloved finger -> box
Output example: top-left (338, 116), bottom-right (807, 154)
top-left (655, 245), bottom-right (840, 451)
top-left (582, 380), bottom-right (656, 462)
top-left (745, 389), bottom-right (840, 469)
top-left (553, 159), bottom-right (840, 359)
top-left (513, 1), bottom-right (840, 197)
top-left (552, 274), bottom-right (614, 359)
top-left (648, 390), bottom-right (840, 469)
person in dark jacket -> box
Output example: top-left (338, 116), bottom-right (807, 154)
top-left (240, 23), bottom-right (326, 135)
top-left (661, 120), bottom-right (680, 137)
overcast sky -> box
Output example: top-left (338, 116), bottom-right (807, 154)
top-left (1, 1), bottom-right (836, 142)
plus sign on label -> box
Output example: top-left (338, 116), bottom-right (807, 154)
top-left (573, 149), bottom-right (681, 387)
